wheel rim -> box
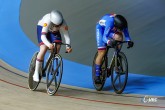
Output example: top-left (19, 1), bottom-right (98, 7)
top-left (28, 52), bottom-right (40, 91)
top-left (111, 54), bottom-right (128, 94)
top-left (46, 54), bottom-right (63, 95)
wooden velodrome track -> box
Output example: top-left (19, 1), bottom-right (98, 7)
top-left (0, 60), bottom-right (165, 110)
top-left (1, 0), bottom-right (165, 109)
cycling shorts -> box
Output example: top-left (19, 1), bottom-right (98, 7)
top-left (37, 25), bottom-right (62, 46)
top-left (96, 24), bottom-right (114, 50)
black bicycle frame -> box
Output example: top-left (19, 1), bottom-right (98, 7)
top-left (42, 42), bottom-right (69, 76)
top-left (42, 43), bottom-right (58, 75)
top-left (106, 42), bottom-right (122, 76)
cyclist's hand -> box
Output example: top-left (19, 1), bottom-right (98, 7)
top-left (66, 47), bottom-right (72, 53)
top-left (107, 38), bottom-right (116, 47)
top-left (49, 44), bottom-right (54, 51)
top-left (127, 41), bottom-right (134, 48)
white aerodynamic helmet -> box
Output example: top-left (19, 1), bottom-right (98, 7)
top-left (50, 10), bottom-right (63, 25)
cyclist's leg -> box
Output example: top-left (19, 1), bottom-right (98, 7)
top-left (33, 25), bottom-right (48, 82)
top-left (33, 45), bottom-right (48, 82)
top-left (95, 50), bottom-right (106, 74)
top-left (95, 49), bottom-right (106, 84)
top-left (95, 24), bottom-right (106, 83)
top-left (113, 32), bottom-right (123, 48)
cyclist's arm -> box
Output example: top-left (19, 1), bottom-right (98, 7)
top-left (41, 35), bottom-right (51, 47)
top-left (123, 28), bottom-right (131, 41)
top-left (37, 14), bottom-right (52, 47)
top-left (102, 20), bottom-right (113, 44)
top-left (60, 20), bottom-right (71, 48)
top-left (40, 21), bottom-right (52, 47)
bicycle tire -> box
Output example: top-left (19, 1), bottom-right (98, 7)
top-left (46, 54), bottom-right (63, 96)
top-left (92, 52), bottom-right (107, 91)
top-left (111, 52), bottom-right (128, 94)
top-left (28, 52), bottom-right (41, 91)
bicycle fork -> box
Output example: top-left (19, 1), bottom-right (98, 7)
top-left (114, 51), bottom-right (124, 75)
top-left (108, 50), bottom-right (120, 77)
top-left (55, 57), bottom-right (59, 76)
top-left (107, 54), bottom-right (115, 77)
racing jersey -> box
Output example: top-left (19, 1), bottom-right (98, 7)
top-left (98, 14), bottom-right (131, 44)
top-left (38, 13), bottom-right (70, 47)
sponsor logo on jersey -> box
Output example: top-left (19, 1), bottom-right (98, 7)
top-left (99, 20), bottom-right (106, 26)
top-left (43, 23), bottom-right (47, 27)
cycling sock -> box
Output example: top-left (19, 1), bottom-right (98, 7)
top-left (95, 64), bottom-right (101, 76)
top-left (33, 59), bottom-right (43, 81)
top-left (35, 58), bottom-right (43, 74)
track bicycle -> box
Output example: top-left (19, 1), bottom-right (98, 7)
top-left (92, 41), bottom-right (130, 94)
top-left (28, 42), bottom-right (70, 96)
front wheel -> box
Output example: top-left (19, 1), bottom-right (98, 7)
top-left (111, 52), bottom-right (128, 94)
top-left (46, 54), bottom-right (63, 96)
top-left (28, 52), bottom-right (41, 91)
top-left (92, 52), bottom-right (107, 91)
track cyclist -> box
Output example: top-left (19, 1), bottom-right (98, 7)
top-left (94, 13), bottom-right (134, 84)
top-left (33, 10), bottom-right (72, 82)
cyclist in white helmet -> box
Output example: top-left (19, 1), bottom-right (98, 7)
top-left (33, 10), bottom-right (72, 82)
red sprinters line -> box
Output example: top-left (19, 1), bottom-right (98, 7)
top-left (0, 78), bottom-right (165, 109)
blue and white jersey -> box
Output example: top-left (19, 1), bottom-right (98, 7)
top-left (96, 14), bottom-right (131, 50)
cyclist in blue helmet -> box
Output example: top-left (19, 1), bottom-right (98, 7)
top-left (94, 14), bottom-right (134, 84)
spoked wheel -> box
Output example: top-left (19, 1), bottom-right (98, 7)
top-left (92, 52), bottom-right (107, 91)
top-left (28, 52), bottom-right (41, 91)
top-left (111, 52), bottom-right (128, 94)
top-left (46, 54), bottom-right (63, 96)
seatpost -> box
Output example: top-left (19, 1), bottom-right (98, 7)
top-left (53, 43), bottom-right (57, 54)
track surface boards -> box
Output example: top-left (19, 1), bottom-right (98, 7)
top-left (0, 60), bottom-right (165, 110)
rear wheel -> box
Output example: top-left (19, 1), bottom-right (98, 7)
top-left (92, 52), bottom-right (107, 91)
top-left (28, 52), bottom-right (41, 91)
top-left (46, 54), bottom-right (63, 96)
top-left (111, 52), bottom-right (128, 94)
